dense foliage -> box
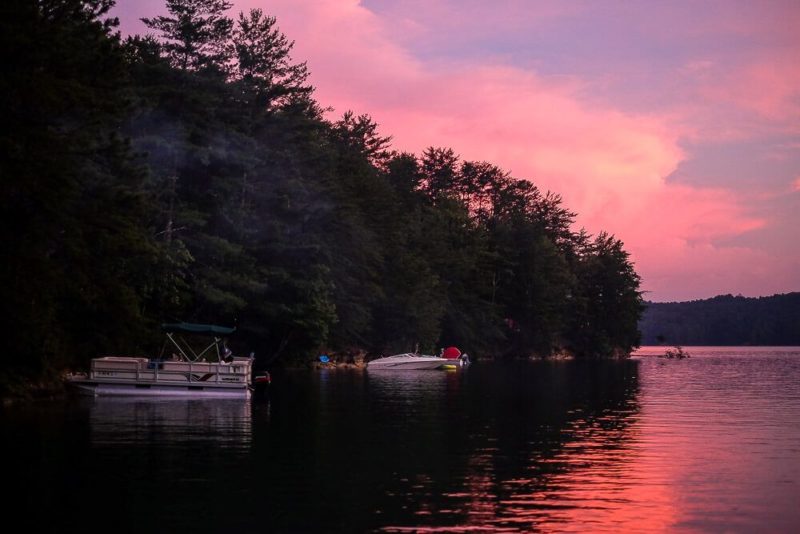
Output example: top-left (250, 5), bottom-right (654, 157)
top-left (640, 293), bottom-right (800, 346)
top-left (0, 0), bottom-right (643, 391)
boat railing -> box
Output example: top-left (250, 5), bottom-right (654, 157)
top-left (90, 356), bottom-right (252, 385)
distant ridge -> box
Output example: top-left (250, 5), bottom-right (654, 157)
top-left (639, 292), bottom-right (800, 345)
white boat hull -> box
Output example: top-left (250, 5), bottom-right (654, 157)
top-left (69, 379), bottom-right (251, 399)
top-left (367, 353), bottom-right (456, 370)
top-left (68, 356), bottom-right (253, 399)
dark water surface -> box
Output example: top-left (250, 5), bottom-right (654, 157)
top-left (4, 347), bottom-right (800, 532)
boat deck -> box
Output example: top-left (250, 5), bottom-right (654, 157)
top-left (69, 356), bottom-right (253, 398)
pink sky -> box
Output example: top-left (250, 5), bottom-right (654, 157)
top-left (114, 0), bottom-right (800, 302)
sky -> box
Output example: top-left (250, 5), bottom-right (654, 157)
top-left (114, 0), bottom-right (800, 302)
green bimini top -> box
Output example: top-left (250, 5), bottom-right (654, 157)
top-left (161, 322), bottom-right (236, 336)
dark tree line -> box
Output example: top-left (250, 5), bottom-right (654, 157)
top-left (640, 293), bottom-right (800, 346)
top-left (0, 0), bottom-right (643, 392)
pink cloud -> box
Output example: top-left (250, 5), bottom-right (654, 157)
top-left (666, 55), bottom-right (800, 148)
top-left (693, 57), bottom-right (800, 133)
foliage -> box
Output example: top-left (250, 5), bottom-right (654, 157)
top-left (640, 293), bottom-right (800, 346)
top-left (0, 0), bottom-right (162, 391)
top-left (661, 346), bottom-right (690, 359)
top-left (142, 0), bottom-right (233, 74)
top-left (232, 8), bottom-right (312, 110)
top-left (566, 233), bottom-right (644, 357)
top-left (0, 0), bottom-right (645, 392)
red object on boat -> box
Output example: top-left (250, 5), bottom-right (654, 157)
top-left (255, 373), bottom-right (271, 384)
top-left (443, 346), bottom-right (461, 359)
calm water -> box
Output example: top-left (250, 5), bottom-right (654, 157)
top-left (4, 347), bottom-right (800, 532)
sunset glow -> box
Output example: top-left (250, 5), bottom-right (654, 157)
top-left (116, 0), bottom-right (800, 301)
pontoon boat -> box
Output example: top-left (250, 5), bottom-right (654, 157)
top-left (67, 323), bottom-right (253, 398)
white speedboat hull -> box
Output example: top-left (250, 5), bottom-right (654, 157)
top-left (367, 353), bottom-right (453, 370)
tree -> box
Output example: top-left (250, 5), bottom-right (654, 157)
top-left (640, 293), bottom-right (800, 346)
top-left (332, 111), bottom-right (393, 167)
top-left (1, 1), bottom-right (648, 391)
top-left (0, 0), bottom-right (163, 391)
top-left (142, 0), bottom-right (233, 74)
top-left (428, 199), bottom-right (503, 355)
top-left (568, 233), bottom-right (643, 357)
top-left (494, 220), bottom-right (573, 356)
top-left (232, 8), bottom-right (312, 110)
top-left (385, 152), bottom-right (424, 195)
top-left (421, 147), bottom-right (459, 201)
top-left (458, 161), bottom-right (508, 222)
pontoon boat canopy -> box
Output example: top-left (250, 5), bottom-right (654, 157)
top-left (161, 323), bottom-right (236, 336)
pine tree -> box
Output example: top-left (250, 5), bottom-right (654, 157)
top-left (568, 232), bottom-right (643, 356)
top-left (142, 0), bottom-right (233, 74)
top-left (233, 8), bottom-right (312, 110)
top-left (0, 0), bottom-right (162, 390)
top-left (421, 147), bottom-right (459, 201)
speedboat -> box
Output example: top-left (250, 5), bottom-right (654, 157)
top-left (366, 353), bottom-right (448, 370)
top-left (366, 346), bottom-right (470, 370)
top-left (66, 322), bottom-right (254, 398)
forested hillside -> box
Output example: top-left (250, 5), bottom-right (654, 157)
top-left (0, 0), bottom-right (643, 392)
top-left (639, 293), bottom-right (800, 345)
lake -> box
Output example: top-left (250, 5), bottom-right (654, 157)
top-left (4, 347), bottom-right (799, 532)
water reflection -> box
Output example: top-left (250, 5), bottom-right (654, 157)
top-left (87, 398), bottom-right (252, 447)
top-left (7, 351), bottom-right (799, 532)
top-left (367, 368), bottom-right (458, 394)
top-left (365, 352), bottom-right (800, 533)
top-left (366, 370), bottom-right (458, 422)
top-left (369, 360), bottom-right (642, 532)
